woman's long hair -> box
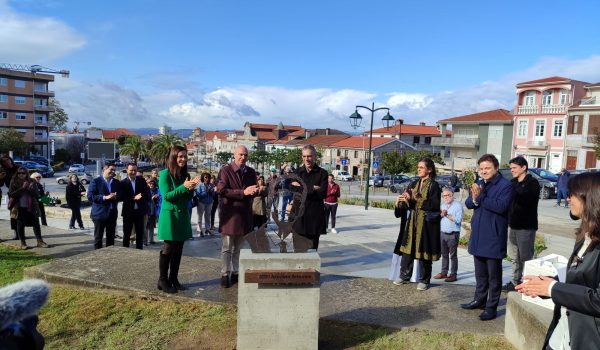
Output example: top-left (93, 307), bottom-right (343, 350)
top-left (568, 172), bottom-right (600, 248)
top-left (166, 145), bottom-right (189, 180)
top-left (9, 166), bottom-right (30, 194)
top-left (419, 158), bottom-right (437, 180)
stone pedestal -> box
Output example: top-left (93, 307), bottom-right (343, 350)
top-left (504, 291), bottom-right (553, 350)
top-left (237, 249), bottom-right (320, 350)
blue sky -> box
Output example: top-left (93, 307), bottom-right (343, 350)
top-left (2, 0), bottom-right (600, 131)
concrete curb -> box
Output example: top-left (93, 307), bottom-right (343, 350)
top-left (504, 292), bottom-right (552, 350)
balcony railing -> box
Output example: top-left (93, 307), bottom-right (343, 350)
top-left (526, 140), bottom-right (548, 149)
top-left (517, 104), bottom-right (567, 114)
top-left (431, 137), bottom-right (479, 148)
top-left (580, 97), bottom-right (597, 106)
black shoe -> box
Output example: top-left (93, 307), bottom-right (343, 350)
top-left (170, 279), bottom-right (187, 291)
top-left (157, 279), bottom-right (177, 293)
top-left (479, 310), bottom-right (497, 321)
top-left (69, 226), bottom-right (75, 230)
top-left (220, 274), bottom-right (231, 288)
top-left (460, 300), bottom-right (486, 310)
top-left (231, 273), bottom-right (239, 286)
top-left (79, 226), bottom-right (85, 230)
top-left (502, 282), bottom-right (516, 292)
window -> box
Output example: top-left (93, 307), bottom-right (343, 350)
top-left (354, 150), bottom-right (358, 158)
top-left (0, 77), bottom-right (7, 86)
top-left (15, 96), bottom-right (26, 104)
top-left (34, 114), bottom-right (45, 123)
top-left (524, 91), bottom-right (536, 106)
top-left (16, 113), bottom-right (26, 120)
top-left (35, 131), bottom-right (44, 138)
top-left (573, 116), bottom-right (579, 134)
top-left (424, 137), bottom-right (431, 144)
top-left (542, 90), bottom-right (553, 105)
top-left (34, 98), bottom-right (46, 107)
top-left (553, 120), bottom-right (564, 138)
top-left (344, 150), bottom-right (348, 157)
top-left (559, 90), bottom-right (569, 105)
top-left (336, 149), bottom-right (341, 156)
top-left (14, 80), bottom-right (26, 88)
top-left (34, 83), bottom-right (47, 92)
top-left (535, 120), bottom-right (545, 137)
top-left (0, 111), bottom-right (7, 119)
top-left (517, 120), bottom-right (528, 137)
top-left (413, 136), bottom-right (420, 144)
top-left (0, 95), bottom-right (7, 103)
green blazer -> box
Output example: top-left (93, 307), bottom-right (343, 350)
top-left (157, 169), bottom-right (194, 241)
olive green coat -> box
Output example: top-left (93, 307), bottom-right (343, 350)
top-left (157, 169), bottom-right (194, 241)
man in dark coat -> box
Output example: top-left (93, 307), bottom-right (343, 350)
top-left (505, 156), bottom-right (539, 292)
top-left (120, 163), bottom-right (150, 250)
top-left (88, 164), bottom-right (121, 250)
top-left (461, 154), bottom-right (513, 321)
top-left (556, 168), bottom-right (570, 208)
top-left (291, 145), bottom-right (328, 250)
top-left (217, 145), bottom-right (258, 288)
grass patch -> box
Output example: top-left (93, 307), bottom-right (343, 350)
top-left (339, 197), bottom-right (396, 210)
top-left (0, 245), bottom-right (52, 285)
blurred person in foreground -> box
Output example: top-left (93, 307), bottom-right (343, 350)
top-left (516, 172), bottom-right (600, 350)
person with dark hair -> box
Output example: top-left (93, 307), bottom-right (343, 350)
top-left (516, 172), bottom-right (600, 349)
top-left (217, 145), bottom-right (258, 288)
top-left (156, 146), bottom-right (200, 293)
top-left (145, 178), bottom-right (160, 245)
top-left (121, 163), bottom-right (150, 250)
top-left (504, 156), bottom-right (539, 292)
top-left (8, 167), bottom-right (48, 249)
top-left (324, 174), bottom-right (341, 234)
top-left (195, 172), bottom-right (215, 237)
top-left (88, 164), bottom-right (121, 249)
top-left (556, 168), bottom-right (570, 208)
top-left (65, 174), bottom-right (86, 230)
top-left (252, 175), bottom-right (268, 229)
top-left (461, 154), bottom-right (513, 321)
top-left (30, 173), bottom-right (48, 226)
top-left (0, 156), bottom-right (19, 239)
top-left (393, 158), bottom-right (441, 291)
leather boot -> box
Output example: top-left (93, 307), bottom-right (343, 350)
top-left (36, 239), bottom-right (49, 248)
top-left (169, 247), bottom-right (187, 291)
top-left (20, 238), bottom-right (28, 250)
top-left (157, 251), bottom-right (176, 293)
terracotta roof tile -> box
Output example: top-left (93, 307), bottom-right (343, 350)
top-left (204, 131), bottom-right (229, 140)
top-left (516, 76), bottom-right (572, 86)
top-left (330, 136), bottom-right (397, 149)
top-left (249, 123), bottom-right (302, 131)
top-left (371, 124), bottom-right (441, 135)
top-left (102, 128), bottom-right (137, 139)
top-left (439, 109), bottom-right (513, 123)
top-left (296, 135), bottom-right (350, 147)
top-left (255, 131), bottom-right (278, 140)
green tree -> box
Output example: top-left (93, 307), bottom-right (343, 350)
top-left (249, 150), bottom-right (271, 173)
top-left (48, 98), bottom-right (69, 131)
top-left (119, 136), bottom-right (145, 163)
top-left (595, 131), bottom-right (600, 160)
top-left (147, 134), bottom-right (184, 166)
top-left (0, 128), bottom-right (28, 156)
top-left (285, 148), bottom-right (302, 166)
top-left (269, 149), bottom-right (289, 170)
top-left (380, 151), bottom-right (410, 175)
top-left (53, 148), bottom-right (71, 163)
top-left (403, 151), bottom-right (445, 174)
top-left (215, 151), bottom-right (233, 165)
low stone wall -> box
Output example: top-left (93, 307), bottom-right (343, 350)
top-left (504, 291), bottom-right (553, 350)
top-left (44, 206), bottom-right (91, 219)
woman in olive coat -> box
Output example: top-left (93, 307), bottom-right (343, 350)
top-left (156, 146), bottom-right (200, 293)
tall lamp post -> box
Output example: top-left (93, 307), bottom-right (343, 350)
top-left (349, 102), bottom-right (394, 210)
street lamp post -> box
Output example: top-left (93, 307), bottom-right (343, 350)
top-left (349, 102), bottom-right (394, 210)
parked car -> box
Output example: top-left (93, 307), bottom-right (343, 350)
top-left (528, 168), bottom-right (559, 182)
top-left (332, 170), bottom-right (353, 181)
top-left (369, 175), bottom-right (386, 187)
top-left (56, 172), bottom-right (93, 185)
top-left (498, 168), bottom-right (557, 199)
top-left (435, 175), bottom-right (462, 193)
top-left (14, 161), bottom-right (54, 178)
top-left (383, 174), bottom-right (409, 187)
top-left (68, 164), bottom-right (86, 173)
top-left (25, 155), bottom-right (49, 166)
top-left (389, 177), bottom-right (413, 193)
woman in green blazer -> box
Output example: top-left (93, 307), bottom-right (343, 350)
top-left (157, 146), bottom-right (200, 293)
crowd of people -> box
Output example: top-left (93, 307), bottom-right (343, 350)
top-left (2, 145), bottom-right (600, 347)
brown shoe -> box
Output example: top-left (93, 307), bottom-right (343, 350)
top-left (445, 275), bottom-right (457, 282)
top-left (433, 273), bottom-right (447, 279)
top-left (37, 240), bottom-right (49, 248)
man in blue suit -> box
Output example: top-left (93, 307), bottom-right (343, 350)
top-left (87, 164), bottom-right (121, 249)
top-left (461, 154), bottom-right (513, 321)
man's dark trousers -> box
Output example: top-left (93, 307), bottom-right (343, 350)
top-left (122, 209), bottom-right (145, 249)
top-left (473, 255), bottom-right (503, 311)
top-left (93, 209), bottom-right (118, 249)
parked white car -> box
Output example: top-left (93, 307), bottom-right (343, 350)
top-left (332, 170), bottom-right (353, 181)
top-left (68, 164), bottom-right (86, 173)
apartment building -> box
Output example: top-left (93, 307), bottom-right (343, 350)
top-left (433, 109), bottom-right (514, 171)
top-left (512, 76), bottom-right (588, 172)
top-left (370, 121), bottom-right (445, 156)
top-left (565, 82), bottom-right (600, 170)
top-left (0, 68), bottom-right (55, 157)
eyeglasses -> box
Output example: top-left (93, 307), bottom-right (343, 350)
top-left (442, 194), bottom-right (452, 197)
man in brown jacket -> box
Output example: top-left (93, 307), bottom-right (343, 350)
top-left (216, 145), bottom-right (258, 288)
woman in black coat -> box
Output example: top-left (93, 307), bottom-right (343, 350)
top-left (516, 172), bottom-right (600, 350)
top-left (65, 174), bottom-right (86, 230)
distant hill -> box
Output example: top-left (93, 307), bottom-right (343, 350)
top-left (129, 128), bottom-right (194, 138)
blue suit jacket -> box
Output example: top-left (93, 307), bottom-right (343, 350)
top-left (87, 176), bottom-right (121, 221)
top-left (465, 172), bottom-right (514, 259)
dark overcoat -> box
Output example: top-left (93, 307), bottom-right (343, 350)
top-left (292, 165), bottom-right (328, 238)
top-left (465, 173), bottom-right (513, 259)
top-left (87, 176), bottom-right (121, 221)
top-left (157, 169), bottom-right (194, 241)
top-left (544, 241), bottom-right (600, 350)
top-left (217, 163), bottom-right (257, 236)
top-left (393, 178), bottom-right (441, 261)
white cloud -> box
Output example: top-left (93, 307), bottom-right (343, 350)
top-left (0, 0), bottom-right (85, 63)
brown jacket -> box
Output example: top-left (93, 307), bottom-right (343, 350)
top-left (217, 162), bottom-right (257, 236)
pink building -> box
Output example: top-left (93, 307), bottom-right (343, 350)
top-left (512, 76), bottom-right (588, 172)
